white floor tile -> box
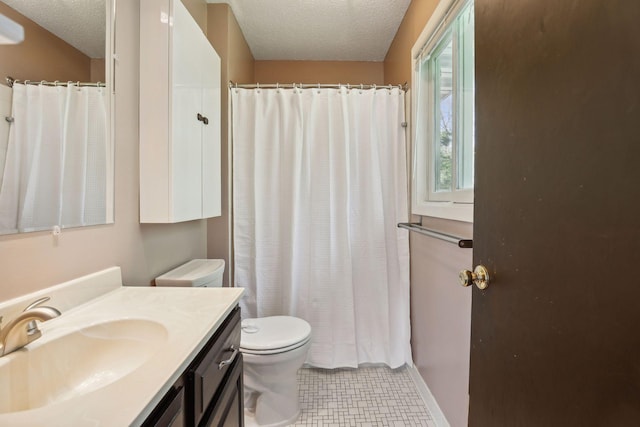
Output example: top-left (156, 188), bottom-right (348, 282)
top-left (289, 366), bottom-right (433, 426)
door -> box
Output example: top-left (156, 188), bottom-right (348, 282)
top-left (470, 1), bottom-right (640, 426)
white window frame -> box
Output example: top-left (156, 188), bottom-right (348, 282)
top-left (411, 0), bottom-right (474, 222)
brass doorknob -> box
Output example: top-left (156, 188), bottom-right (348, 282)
top-left (459, 265), bottom-right (490, 290)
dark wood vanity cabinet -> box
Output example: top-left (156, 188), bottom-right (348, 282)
top-left (143, 306), bottom-right (243, 427)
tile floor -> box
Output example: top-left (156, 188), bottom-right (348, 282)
top-left (289, 366), bottom-right (435, 426)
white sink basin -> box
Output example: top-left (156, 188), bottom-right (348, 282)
top-left (0, 318), bottom-right (168, 414)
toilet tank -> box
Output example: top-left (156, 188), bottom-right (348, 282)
top-left (155, 259), bottom-right (225, 287)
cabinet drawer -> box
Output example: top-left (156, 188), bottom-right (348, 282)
top-left (188, 307), bottom-right (241, 426)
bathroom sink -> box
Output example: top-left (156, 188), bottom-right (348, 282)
top-left (0, 318), bottom-right (168, 414)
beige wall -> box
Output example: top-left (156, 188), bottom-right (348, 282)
top-left (90, 59), bottom-right (106, 83)
top-left (384, 0), bottom-right (439, 86)
top-left (206, 4), bottom-right (255, 286)
top-left (0, 3), bottom-right (91, 82)
top-left (0, 0), bottom-right (209, 301)
top-left (385, 2), bottom-right (473, 427)
top-left (254, 61), bottom-right (384, 85)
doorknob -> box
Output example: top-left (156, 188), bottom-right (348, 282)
top-left (459, 265), bottom-right (490, 290)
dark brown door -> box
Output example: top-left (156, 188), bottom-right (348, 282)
top-left (470, 1), bottom-right (640, 426)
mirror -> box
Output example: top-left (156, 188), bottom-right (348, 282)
top-left (0, 0), bottom-right (113, 235)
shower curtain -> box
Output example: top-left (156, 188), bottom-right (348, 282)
top-left (0, 83), bottom-right (107, 234)
top-left (232, 86), bottom-right (412, 369)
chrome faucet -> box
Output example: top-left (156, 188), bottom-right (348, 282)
top-left (0, 297), bottom-right (61, 357)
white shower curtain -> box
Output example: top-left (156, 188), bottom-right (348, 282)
top-left (232, 86), bottom-right (412, 369)
top-left (0, 83), bottom-right (107, 234)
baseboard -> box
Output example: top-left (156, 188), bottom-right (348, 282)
top-left (407, 363), bottom-right (451, 427)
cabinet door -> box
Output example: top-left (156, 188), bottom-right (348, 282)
top-left (171, 0), bottom-right (204, 222)
top-left (201, 356), bottom-right (244, 427)
top-left (201, 42), bottom-right (221, 219)
top-left (142, 385), bottom-right (186, 427)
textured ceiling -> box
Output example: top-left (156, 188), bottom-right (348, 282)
top-left (2, 0), bottom-right (105, 58)
top-left (206, 0), bottom-right (411, 61)
top-left (3, 0), bottom-right (409, 61)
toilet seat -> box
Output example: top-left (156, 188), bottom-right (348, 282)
top-left (240, 316), bottom-right (311, 355)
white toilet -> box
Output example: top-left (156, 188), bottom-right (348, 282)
top-left (155, 259), bottom-right (312, 427)
top-left (241, 316), bottom-right (311, 427)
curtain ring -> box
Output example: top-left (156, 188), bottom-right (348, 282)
top-left (317, 83), bottom-right (321, 94)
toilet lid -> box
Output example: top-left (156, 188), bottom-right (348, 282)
top-left (240, 316), bottom-right (311, 352)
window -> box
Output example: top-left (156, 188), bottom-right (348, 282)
top-left (412, 0), bottom-right (474, 222)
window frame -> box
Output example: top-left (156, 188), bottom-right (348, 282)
top-left (411, 0), bottom-right (474, 222)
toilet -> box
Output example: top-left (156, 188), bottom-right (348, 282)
top-left (155, 259), bottom-right (312, 427)
top-left (241, 316), bottom-right (311, 427)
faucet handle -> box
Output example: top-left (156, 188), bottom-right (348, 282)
top-left (23, 297), bottom-right (60, 336)
top-left (24, 297), bottom-right (52, 311)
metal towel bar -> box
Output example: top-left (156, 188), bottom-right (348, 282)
top-left (397, 223), bottom-right (473, 248)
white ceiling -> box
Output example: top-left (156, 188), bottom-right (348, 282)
top-left (2, 0), bottom-right (105, 58)
top-left (206, 0), bottom-right (411, 61)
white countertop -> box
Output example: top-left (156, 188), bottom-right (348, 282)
top-left (0, 267), bottom-right (244, 426)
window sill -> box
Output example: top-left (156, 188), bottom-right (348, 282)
top-left (412, 201), bottom-right (473, 223)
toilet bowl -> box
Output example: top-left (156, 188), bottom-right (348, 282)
top-left (241, 316), bottom-right (311, 427)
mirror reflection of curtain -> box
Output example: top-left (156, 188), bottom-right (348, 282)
top-left (0, 85), bottom-right (11, 189)
top-left (61, 85), bottom-right (107, 227)
top-left (0, 83), bottom-right (107, 234)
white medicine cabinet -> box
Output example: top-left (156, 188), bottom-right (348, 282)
top-left (139, 0), bottom-right (221, 223)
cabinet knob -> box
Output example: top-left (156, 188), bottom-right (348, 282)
top-left (197, 113), bottom-right (209, 125)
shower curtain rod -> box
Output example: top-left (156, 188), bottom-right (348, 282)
top-left (229, 81), bottom-right (408, 91)
top-left (6, 77), bottom-right (105, 88)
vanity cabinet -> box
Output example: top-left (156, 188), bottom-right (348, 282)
top-left (143, 307), bottom-right (243, 427)
top-left (139, 0), bottom-right (221, 223)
